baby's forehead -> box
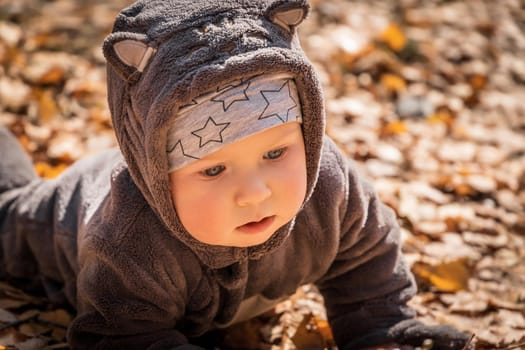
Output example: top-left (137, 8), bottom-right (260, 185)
top-left (176, 121), bottom-right (303, 174)
top-left (166, 73), bottom-right (303, 172)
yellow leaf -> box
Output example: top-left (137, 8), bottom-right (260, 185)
top-left (291, 313), bottom-right (326, 349)
top-left (380, 23), bottom-right (407, 52)
top-left (34, 89), bottom-right (58, 123)
top-left (380, 73), bottom-right (406, 92)
top-left (412, 258), bottom-right (470, 292)
top-left (427, 110), bottom-right (454, 126)
top-left (34, 161), bottom-right (68, 179)
top-left (381, 120), bottom-right (407, 136)
top-left (314, 316), bottom-right (336, 347)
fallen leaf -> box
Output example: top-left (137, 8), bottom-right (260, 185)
top-left (0, 77), bottom-right (31, 112)
top-left (313, 317), bottom-right (336, 348)
top-left (34, 89), bottom-right (59, 123)
top-left (412, 258), bottom-right (470, 292)
top-left (23, 52), bottom-right (70, 85)
top-left (0, 299), bottom-right (30, 310)
top-left (46, 131), bottom-right (85, 163)
top-left (34, 162), bottom-right (68, 179)
top-left (380, 73), bottom-right (407, 93)
top-left (0, 308), bottom-right (17, 323)
top-left (440, 291), bottom-right (489, 315)
top-left (380, 23), bottom-right (407, 52)
top-left (0, 330), bottom-right (28, 347)
top-left (18, 321), bottom-right (50, 337)
top-left (291, 313), bottom-right (327, 350)
top-left (0, 21), bottom-right (23, 47)
top-left (380, 120), bottom-right (407, 136)
top-left (465, 174), bottom-right (497, 194)
top-left (38, 309), bottom-right (71, 328)
top-left (14, 337), bottom-right (49, 350)
top-left (427, 110), bottom-right (454, 128)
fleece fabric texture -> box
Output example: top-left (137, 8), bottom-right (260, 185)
top-left (0, 0), bottom-right (419, 349)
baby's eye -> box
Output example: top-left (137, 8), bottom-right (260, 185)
top-left (201, 165), bottom-right (225, 177)
top-left (264, 147), bottom-right (286, 160)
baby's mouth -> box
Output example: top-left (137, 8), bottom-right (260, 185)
top-left (237, 216), bottom-right (276, 234)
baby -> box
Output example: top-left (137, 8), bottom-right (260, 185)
top-left (0, 0), bottom-right (470, 349)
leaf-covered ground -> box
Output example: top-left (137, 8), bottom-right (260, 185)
top-left (0, 0), bottom-right (524, 349)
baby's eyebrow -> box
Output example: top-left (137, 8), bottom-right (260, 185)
top-left (269, 128), bottom-right (302, 142)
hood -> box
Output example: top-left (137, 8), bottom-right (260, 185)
top-left (103, 0), bottom-right (325, 269)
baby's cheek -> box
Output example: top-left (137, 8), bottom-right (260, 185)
top-left (276, 166), bottom-right (307, 218)
top-left (178, 191), bottom-right (230, 240)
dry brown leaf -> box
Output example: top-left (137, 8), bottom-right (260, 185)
top-left (0, 77), bottom-right (31, 112)
top-left (0, 299), bottom-right (29, 310)
top-left (440, 291), bottom-right (489, 315)
top-left (23, 53), bottom-right (69, 85)
top-left (0, 309), bottom-right (17, 323)
top-left (38, 310), bottom-right (71, 328)
top-left (465, 174), bottom-right (497, 194)
top-left (15, 337), bottom-right (49, 350)
top-left (34, 89), bottom-right (59, 123)
top-left (50, 328), bottom-right (67, 343)
top-left (468, 73), bottom-right (488, 91)
top-left (0, 329), bottom-right (28, 347)
top-left (0, 22), bottom-right (23, 47)
top-left (18, 322), bottom-right (50, 337)
top-left (415, 221), bottom-right (447, 236)
top-left (46, 131), bottom-right (86, 163)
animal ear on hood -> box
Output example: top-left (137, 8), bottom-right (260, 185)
top-left (266, 0), bottom-right (310, 32)
top-left (103, 33), bottom-right (157, 82)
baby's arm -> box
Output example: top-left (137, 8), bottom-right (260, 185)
top-left (315, 140), bottom-right (469, 349)
top-left (0, 126), bottom-right (83, 298)
top-left (67, 176), bottom-right (216, 350)
top-left (69, 232), bottom-right (205, 350)
top-left (315, 152), bottom-right (416, 348)
top-left (70, 268), bottom-right (198, 349)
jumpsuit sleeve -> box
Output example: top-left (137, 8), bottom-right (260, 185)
top-left (0, 127), bottom-right (205, 349)
top-left (315, 144), bottom-right (417, 349)
top-left (68, 232), bottom-right (205, 350)
top-left (0, 124), bottom-right (123, 305)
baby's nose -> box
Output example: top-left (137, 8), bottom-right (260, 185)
top-left (235, 176), bottom-right (272, 207)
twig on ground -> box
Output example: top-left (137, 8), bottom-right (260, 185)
top-left (462, 333), bottom-right (475, 350)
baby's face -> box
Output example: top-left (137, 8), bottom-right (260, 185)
top-left (169, 122), bottom-right (307, 247)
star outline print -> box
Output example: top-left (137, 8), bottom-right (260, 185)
top-left (211, 80), bottom-right (252, 112)
top-left (216, 78), bottom-right (243, 92)
top-left (258, 80), bottom-right (298, 123)
top-left (180, 99), bottom-right (198, 109)
top-left (166, 140), bottom-right (200, 160)
top-left (191, 116), bottom-right (231, 148)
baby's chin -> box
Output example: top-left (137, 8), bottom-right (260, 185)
top-left (188, 226), bottom-right (279, 248)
